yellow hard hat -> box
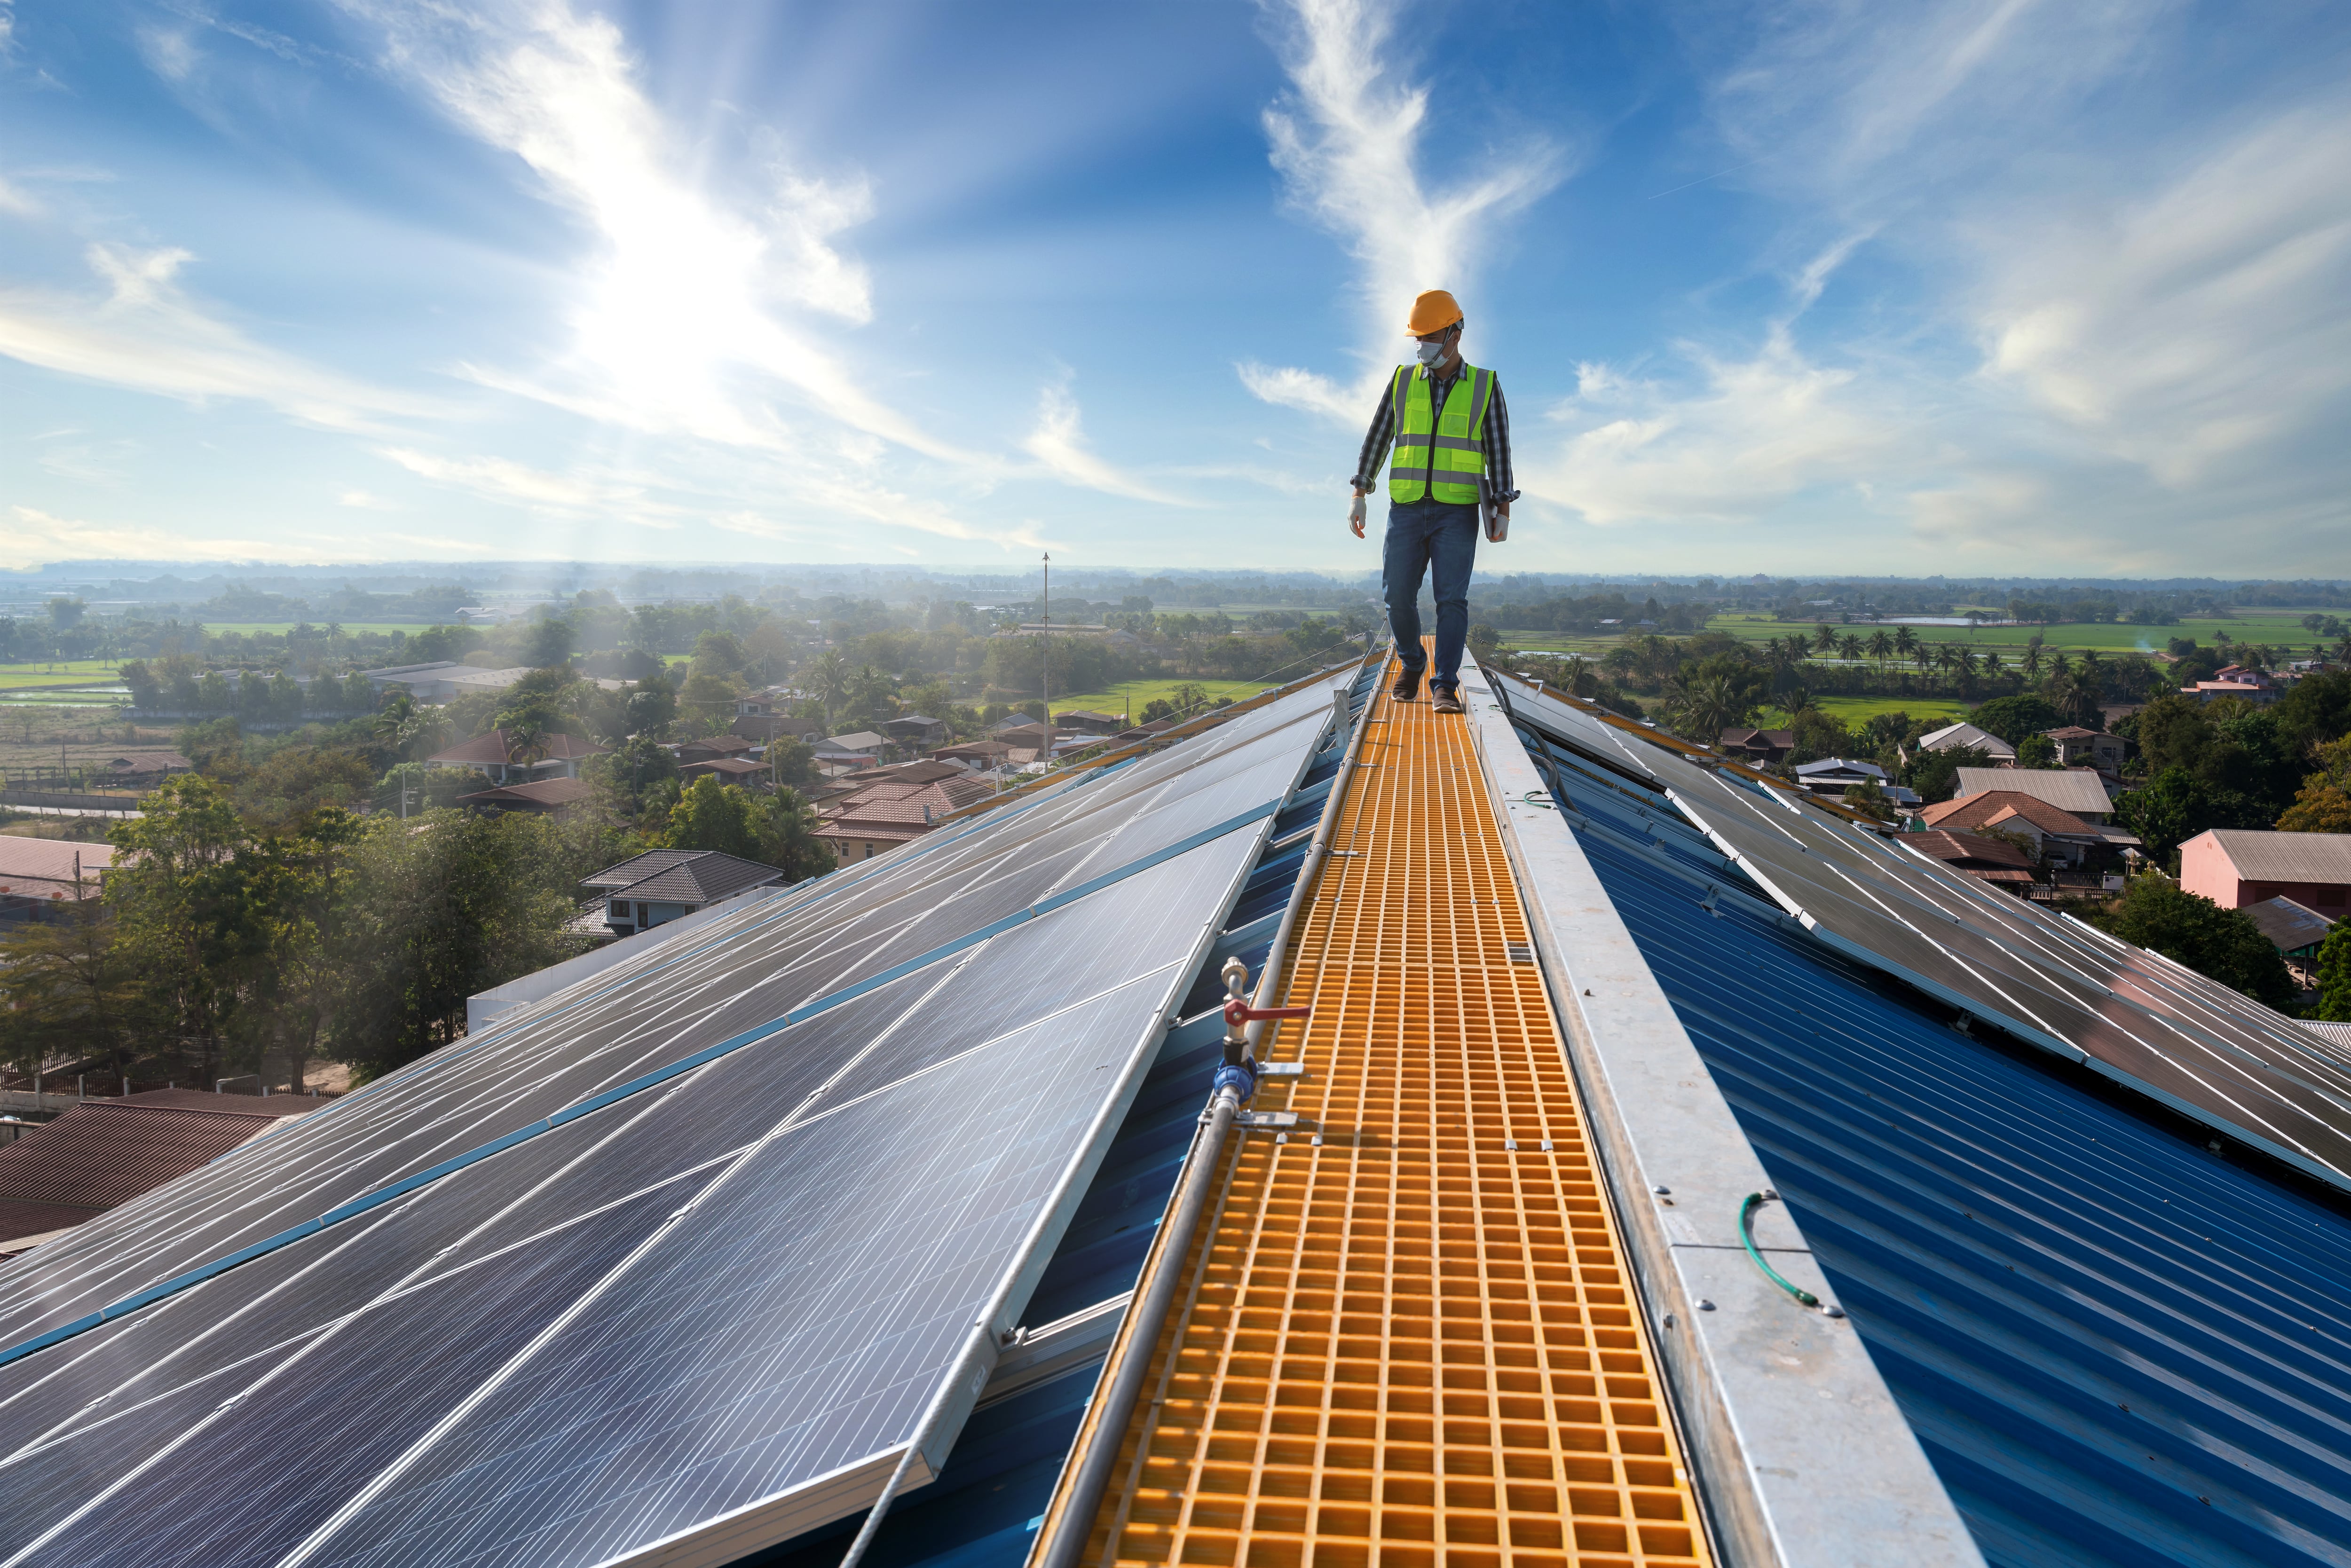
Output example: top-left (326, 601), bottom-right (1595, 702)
top-left (1405, 290), bottom-right (1463, 336)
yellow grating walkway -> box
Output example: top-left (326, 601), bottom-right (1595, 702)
top-left (1067, 652), bottom-right (1710, 1568)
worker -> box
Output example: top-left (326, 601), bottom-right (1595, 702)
top-left (1349, 288), bottom-right (1517, 715)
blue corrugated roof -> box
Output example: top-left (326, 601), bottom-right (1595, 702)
top-left (1527, 721), bottom-right (2351, 1568)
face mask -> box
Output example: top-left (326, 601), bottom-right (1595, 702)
top-left (1414, 338), bottom-right (1447, 368)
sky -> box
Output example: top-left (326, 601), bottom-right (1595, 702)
top-left (1, 0), bottom-right (2347, 580)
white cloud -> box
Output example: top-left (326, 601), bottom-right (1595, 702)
top-left (1971, 104), bottom-right (2351, 489)
top-left (1245, 0), bottom-right (1567, 418)
top-left (1, 505), bottom-right (296, 568)
top-left (337, 489), bottom-right (399, 510)
top-left (135, 25), bottom-right (199, 82)
top-left (1021, 378), bottom-right (1190, 504)
top-left (378, 446), bottom-right (668, 521)
top-left (0, 244), bottom-right (436, 429)
top-left (353, 0), bottom-right (982, 465)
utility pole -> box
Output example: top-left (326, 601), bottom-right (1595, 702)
top-left (1041, 551), bottom-right (1051, 741)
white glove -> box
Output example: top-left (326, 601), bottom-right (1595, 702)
top-left (1348, 493), bottom-right (1367, 530)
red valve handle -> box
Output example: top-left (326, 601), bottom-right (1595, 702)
top-left (1224, 1000), bottom-right (1312, 1025)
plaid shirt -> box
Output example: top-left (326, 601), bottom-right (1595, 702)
top-left (1350, 364), bottom-right (1518, 503)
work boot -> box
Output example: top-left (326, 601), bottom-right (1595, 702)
top-left (1390, 668), bottom-right (1423, 702)
top-left (1431, 686), bottom-right (1465, 715)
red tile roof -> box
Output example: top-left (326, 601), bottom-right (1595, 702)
top-left (0, 1090), bottom-right (311, 1243)
top-left (455, 776), bottom-right (595, 808)
top-left (1920, 790), bottom-right (2101, 839)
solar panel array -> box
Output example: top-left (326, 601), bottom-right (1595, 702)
top-left (1498, 677), bottom-right (2351, 1195)
top-left (0, 675), bottom-right (1354, 1568)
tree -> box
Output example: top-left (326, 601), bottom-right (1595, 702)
top-left (2089, 877), bottom-right (2295, 1009)
top-left (245, 810), bottom-right (364, 1093)
top-left (2279, 736), bottom-right (2351, 833)
top-left (1906, 745), bottom-right (1988, 805)
top-left (663, 775), bottom-right (769, 861)
top-left (1969, 694), bottom-right (2064, 745)
top-left (2015, 733), bottom-right (2058, 768)
top-left (2115, 765), bottom-right (2264, 865)
top-left (329, 811), bottom-right (586, 1079)
top-left (1866, 629), bottom-right (1893, 668)
top-left (0, 880), bottom-right (139, 1091)
top-left (808, 648), bottom-right (851, 730)
top-left (2276, 670), bottom-right (2351, 755)
top-left (1893, 626), bottom-right (1918, 662)
top-left (1812, 623), bottom-right (1838, 655)
top-left (108, 775), bottom-right (269, 1084)
top-left (2314, 922), bottom-right (2351, 1022)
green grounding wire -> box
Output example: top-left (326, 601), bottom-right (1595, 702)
top-left (1738, 1191), bottom-right (1844, 1317)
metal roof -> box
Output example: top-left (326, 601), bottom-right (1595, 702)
top-left (1917, 721), bottom-right (2017, 756)
top-left (2193, 829), bottom-right (2351, 885)
top-left (578, 848), bottom-right (706, 889)
top-left (2241, 895), bottom-right (2336, 953)
top-left (1954, 766), bottom-right (2113, 815)
top-left (1510, 701), bottom-right (2351, 1567)
top-left (0, 1092), bottom-right (304, 1241)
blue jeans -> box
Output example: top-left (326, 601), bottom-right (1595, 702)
top-left (1382, 497), bottom-right (1480, 690)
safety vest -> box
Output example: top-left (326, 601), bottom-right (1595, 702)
top-left (1387, 362), bottom-right (1492, 505)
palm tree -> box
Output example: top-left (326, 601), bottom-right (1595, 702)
top-left (1914, 641), bottom-right (1938, 676)
top-left (1837, 633), bottom-right (1865, 663)
top-left (2047, 650), bottom-right (2072, 682)
top-left (1981, 647), bottom-right (2005, 680)
top-left (1812, 623), bottom-right (1839, 656)
top-left (1893, 626), bottom-right (1918, 662)
top-left (808, 649), bottom-right (850, 732)
top-left (2020, 638), bottom-right (2043, 679)
top-left (1867, 629), bottom-right (1893, 668)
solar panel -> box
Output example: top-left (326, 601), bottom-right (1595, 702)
top-left (0, 672), bottom-right (1354, 1568)
top-left (1495, 676), bottom-right (2351, 1194)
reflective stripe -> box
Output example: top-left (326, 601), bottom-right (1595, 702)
top-left (1388, 362), bottom-right (1489, 504)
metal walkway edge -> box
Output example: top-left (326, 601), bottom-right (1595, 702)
top-left (1055, 648), bottom-right (1712, 1568)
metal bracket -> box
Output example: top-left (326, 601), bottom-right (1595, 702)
top-left (1236, 1111), bottom-right (1303, 1129)
top-left (1254, 1062), bottom-right (1310, 1080)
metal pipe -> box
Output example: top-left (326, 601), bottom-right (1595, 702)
top-left (1034, 652), bottom-right (1380, 1568)
top-left (1243, 650), bottom-right (1382, 1055)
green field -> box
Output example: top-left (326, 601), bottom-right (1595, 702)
top-left (1507, 610), bottom-right (2335, 662)
top-left (196, 622), bottom-right (426, 636)
top-left (0, 660), bottom-right (119, 687)
top-left (1802, 695), bottom-right (1970, 726)
top-left (1047, 676), bottom-right (1268, 719)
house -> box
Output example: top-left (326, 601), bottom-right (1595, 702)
top-left (0, 838), bottom-right (116, 926)
top-left (428, 728), bottom-right (605, 785)
top-left (1906, 721), bottom-right (2017, 764)
top-left (453, 776), bottom-right (595, 816)
top-left (2044, 726), bottom-right (2126, 776)
top-left (930, 738), bottom-right (1018, 772)
top-left (0, 1088), bottom-right (316, 1252)
top-left (2239, 897), bottom-right (2335, 990)
top-left (678, 756), bottom-right (769, 788)
top-left (1901, 829), bottom-right (2040, 892)
top-left (1952, 766), bottom-right (2114, 822)
top-left (882, 713), bottom-right (949, 748)
top-left (2181, 665), bottom-right (2279, 704)
top-left (101, 749), bottom-right (191, 783)
top-left (1919, 790), bottom-right (2140, 866)
top-left (820, 731), bottom-right (888, 758)
top-left (812, 775), bottom-right (997, 865)
top-left (581, 849), bottom-right (786, 938)
top-left (1051, 709), bottom-right (1126, 737)
top-left (2179, 830), bottom-right (2351, 916)
top-left (361, 662), bottom-right (533, 703)
top-left (732, 712), bottom-right (825, 746)
top-left (674, 737), bottom-right (757, 764)
top-left (1716, 727), bottom-right (1795, 764)
top-left (1791, 757), bottom-right (1888, 798)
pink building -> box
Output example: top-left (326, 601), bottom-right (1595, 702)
top-left (2177, 829), bottom-right (2351, 916)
